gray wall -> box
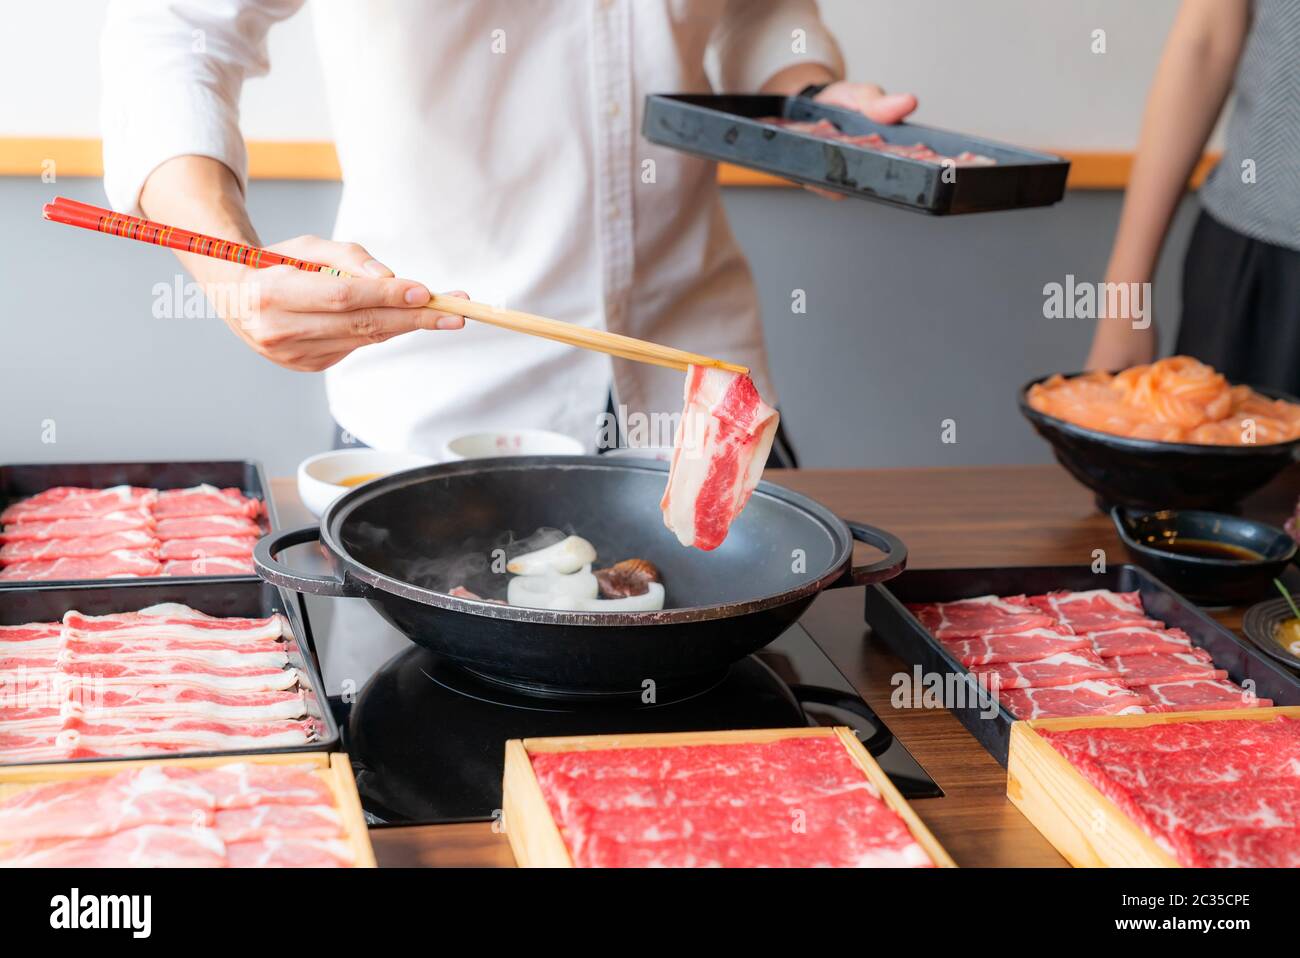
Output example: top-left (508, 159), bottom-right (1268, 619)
top-left (3, 176), bottom-right (1192, 474)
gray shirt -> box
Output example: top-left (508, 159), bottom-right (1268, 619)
top-left (1199, 0), bottom-right (1300, 252)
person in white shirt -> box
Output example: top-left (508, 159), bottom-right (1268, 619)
top-left (101, 0), bottom-right (916, 458)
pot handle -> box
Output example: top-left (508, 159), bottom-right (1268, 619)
top-left (254, 525), bottom-right (373, 598)
top-left (829, 521), bottom-right (908, 589)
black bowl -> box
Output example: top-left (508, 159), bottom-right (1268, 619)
top-left (1111, 507), bottom-right (1297, 606)
top-left (1242, 598), bottom-right (1300, 671)
top-left (1019, 373), bottom-right (1300, 510)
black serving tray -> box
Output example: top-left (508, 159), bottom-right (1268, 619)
top-left (863, 564), bottom-right (1300, 766)
top-left (643, 93), bottom-right (1070, 215)
top-left (0, 577), bottom-right (337, 765)
top-left (0, 459), bottom-right (275, 589)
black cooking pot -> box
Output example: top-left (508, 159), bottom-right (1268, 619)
top-left (255, 456), bottom-right (906, 694)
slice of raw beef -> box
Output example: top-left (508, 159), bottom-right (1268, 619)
top-left (997, 679), bottom-right (1150, 719)
top-left (970, 649), bottom-right (1118, 690)
top-left (1088, 625), bottom-right (1197, 658)
top-left (1108, 651), bottom-right (1224, 687)
top-left (939, 627), bottom-right (1091, 666)
top-left (0, 549), bottom-right (163, 581)
top-left (1141, 678), bottom-right (1273, 712)
top-left (907, 595), bottom-right (1059, 640)
top-left (1026, 590), bottom-right (1158, 632)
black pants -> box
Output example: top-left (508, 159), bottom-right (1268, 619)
top-left (1176, 208), bottom-right (1300, 396)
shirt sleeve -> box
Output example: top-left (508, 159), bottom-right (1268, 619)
top-left (710, 0), bottom-right (845, 93)
top-left (100, 0), bottom-right (306, 214)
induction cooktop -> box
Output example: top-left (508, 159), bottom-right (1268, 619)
top-left (318, 618), bottom-right (941, 825)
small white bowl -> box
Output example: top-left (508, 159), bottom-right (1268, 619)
top-left (441, 429), bottom-right (586, 462)
top-left (297, 448), bottom-right (434, 518)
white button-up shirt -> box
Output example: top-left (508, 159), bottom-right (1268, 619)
top-left (101, 0), bottom-right (843, 454)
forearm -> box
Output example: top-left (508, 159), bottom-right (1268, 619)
top-left (139, 155), bottom-right (259, 283)
top-left (1105, 0), bottom-right (1248, 283)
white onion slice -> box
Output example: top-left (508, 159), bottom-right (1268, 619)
top-left (506, 565), bottom-right (599, 607)
top-left (506, 535), bottom-right (598, 575)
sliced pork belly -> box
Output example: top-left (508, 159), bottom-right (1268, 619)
top-left (939, 627), bottom-right (1091, 667)
top-left (154, 484), bottom-right (261, 519)
top-left (0, 486), bottom-right (156, 524)
top-left (0, 509), bottom-right (154, 541)
top-left (63, 603), bottom-right (287, 644)
top-left (158, 535), bottom-right (257, 561)
top-left (997, 679), bottom-right (1150, 720)
top-left (225, 836), bottom-right (354, 868)
top-left (1027, 589), bottom-right (1158, 633)
top-left (1088, 625), bottom-right (1197, 658)
top-left (660, 366), bottom-right (779, 551)
top-left (1108, 651), bottom-right (1223, 687)
top-left (0, 529), bottom-right (158, 565)
top-left (0, 549), bottom-right (163, 581)
top-left (57, 715), bottom-right (317, 757)
top-left (0, 824), bottom-right (228, 868)
top-left (907, 594), bottom-right (1059, 640)
top-left (155, 514), bottom-right (261, 540)
top-left (971, 649), bottom-right (1117, 690)
top-left (162, 556), bottom-right (255, 576)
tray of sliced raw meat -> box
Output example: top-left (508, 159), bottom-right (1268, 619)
top-left (642, 94), bottom-right (1069, 215)
top-left (503, 727), bottom-right (954, 868)
top-left (863, 564), bottom-right (1300, 765)
top-left (0, 752), bottom-right (374, 867)
top-left (0, 577), bottom-right (338, 765)
top-left (1008, 707), bottom-right (1300, 867)
top-left (0, 460), bottom-right (274, 586)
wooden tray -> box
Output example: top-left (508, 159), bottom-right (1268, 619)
top-left (1007, 706), bottom-right (1300, 867)
top-left (503, 726), bottom-right (954, 868)
top-left (0, 751), bottom-right (376, 868)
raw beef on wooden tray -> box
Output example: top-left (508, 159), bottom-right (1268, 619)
top-left (997, 680), bottom-right (1149, 719)
top-left (939, 627), bottom-right (1091, 667)
top-left (1042, 717), bottom-right (1300, 867)
top-left (0, 484), bottom-right (264, 581)
top-left (0, 762), bottom-right (354, 868)
top-left (660, 365), bottom-right (779, 551)
top-left (907, 595), bottom-right (1057, 640)
top-left (1026, 590), bottom-right (1157, 633)
top-left (530, 736), bottom-right (934, 868)
top-left (0, 603), bottom-right (319, 763)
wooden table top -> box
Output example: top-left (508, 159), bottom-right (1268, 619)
top-left (270, 464), bottom-right (1299, 868)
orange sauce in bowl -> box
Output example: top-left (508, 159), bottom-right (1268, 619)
top-left (338, 472), bottom-right (385, 487)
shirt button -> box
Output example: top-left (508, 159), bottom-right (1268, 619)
top-left (608, 101), bottom-right (620, 117)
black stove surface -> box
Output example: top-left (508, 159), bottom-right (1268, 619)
top-left (328, 624), bottom-right (940, 825)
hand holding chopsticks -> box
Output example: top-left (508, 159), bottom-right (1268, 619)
top-left (42, 197), bottom-right (748, 376)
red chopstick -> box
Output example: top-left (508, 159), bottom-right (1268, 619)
top-left (42, 196), bottom-right (349, 276)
